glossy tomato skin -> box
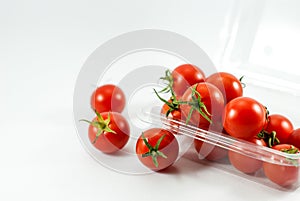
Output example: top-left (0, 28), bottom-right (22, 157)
top-left (136, 128), bottom-right (179, 171)
top-left (263, 144), bottom-right (299, 187)
top-left (206, 72), bottom-right (243, 104)
top-left (251, 137), bottom-right (267, 146)
top-left (228, 137), bottom-right (267, 174)
top-left (172, 64), bottom-right (205, 96)
top-left (288, 128), bottom-right (300, 149)
top-left (88, 112), bottom-right (130, 153)
top-left (91, 84), bottom-right (126, 113)
top-left (181, 82), bottom-right (225, 130)
top-left (223, 97), bottom-right (267, 140)
top-left (265, 114), bottom-right (294, 144)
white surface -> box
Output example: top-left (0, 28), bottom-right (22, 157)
top-left (1, 0), bottom-right (300, 200)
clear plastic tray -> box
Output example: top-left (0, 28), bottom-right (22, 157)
top-left (138, 86), bottom-right (300, 190)
top-left (216, 0), bottom-right (300, 94)
top-left (73, 29), bottom-right (300, 191)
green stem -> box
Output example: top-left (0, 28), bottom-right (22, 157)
top-left (239, 75), bottom-right (246, 88)
top-left (159, 69), bottom-right (174, 94)
top-left (257, 130), bottom-right (279, 148)
top-left (141, 133), bottom-right (167, 168)
top-left (281, 146), bottom-right (299, 154)
top-left (153, 88), bottom-right (180, 118)
top-left (184, 85), bottom-right (212, 124)
top-left (79, 111), bottom-right (116, 144)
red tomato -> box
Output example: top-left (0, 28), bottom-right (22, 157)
top-left (263, 144), bottom-right (299, 187)
top-left (228, 137), bottom-right (267, 174)
top-left (136, 128), bottom-right (179, 171)
top-left (288, 128), bottom-right (300, 149)
top-left (223, 97), bottom-right (267, 140)
top-left (161, 99), bottom-right (182, 122)
top-left (251, 137), bottom-right (268, 146)
top-left (194, 122), bottom-right (228, 161)
top-left (161, 64), bottom-right (205, 96)
top-left (91, 84), bottom-right (126, 113)
top-left (180, 82), bottom-right (225, 130)
top-left (206, 72), bottom-right (243, 104)
top-left (86, 112), bottom-right (130, 154)
top-left (265, 114), bottom-right (294, 144)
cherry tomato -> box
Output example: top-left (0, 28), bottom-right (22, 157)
top-left (161, 98), bottom-right (182, 122)
top-left (228, 137), bottom-right (267, 174)
top-left (223, 97), bottom-right (267, 140)
top-left (194, 122), bottom-right (228, 161)
top-left (161, 64), bottom-right (206, 96)
top-left (263, 144), bottom-right (299, 187)
top-left (136, 128), bottom-right (179, 171)
top-left (180, 82), bottom-right (225, 130)
top-left (91, 84), bottom-right (126, 113)
top-left (251, 137), bottom-right (268, 146)
top-left (288, 128), bottom-right (300, 149)
top-left (84, 112), bottom-right (130, 154)
top-left (265, 114), bottom-right (294, 144)
top-left (206, 72), bottom-right (243, 104)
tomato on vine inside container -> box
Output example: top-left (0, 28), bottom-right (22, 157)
top-left (180, 82), bottom-right (225, 130)
top-left (228, 137), bottom-right (267, 174)
top-left (265, 114), bottom-right (294, 144)
top-left (222, 97), bottom-right (267, 140)
top-left (206, 72), bottom-right (243, 104)
top-left (160, 64), bottom-right (206, 97)
top-left (263, 144), bottom-right (300, 187)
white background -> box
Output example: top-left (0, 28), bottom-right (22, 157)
top-left (1, 0), bottom-right (300, 200)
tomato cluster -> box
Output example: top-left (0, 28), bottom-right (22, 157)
top-left (155, 64), bottom-right (300, 188)
top-left (80, 63), bottom-right (300, 188)
top-left (81, 84), bottom-right (130, 154)
top-left (81, 84), bottom-right (179, 172)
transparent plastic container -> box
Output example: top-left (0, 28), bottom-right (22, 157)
top-left (74, 65), bottom-right (300, 190)
top-left (73, 1), bottom-right (300, 190)
top-left (137, 86), bottom-right (300, 190)
top-left (179, 0), bottom-right (300, 190)
top-left (216, 0), bottom-right (300, 94)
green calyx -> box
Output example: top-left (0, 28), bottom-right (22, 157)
top-left (153, 88), bottom-right (179, 118)
top-left (257, 130), bottom-right (280, 148)
top-left (239, 75), bottom-right (246, 88)
top-left (280, 145), bottom-right (299, 154)
top-left (180, 85), bottom-right (212, 125)
top-left (157, 73), bottom-right (212, 125)
top-left (80, 111), bottom-right (116, 144)
top-left (159, 69), bottom-right (174, 94)
top-left (264, 106), bottom-right (270, 121)
top-left (141, 133), bottom-right (167, 168)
